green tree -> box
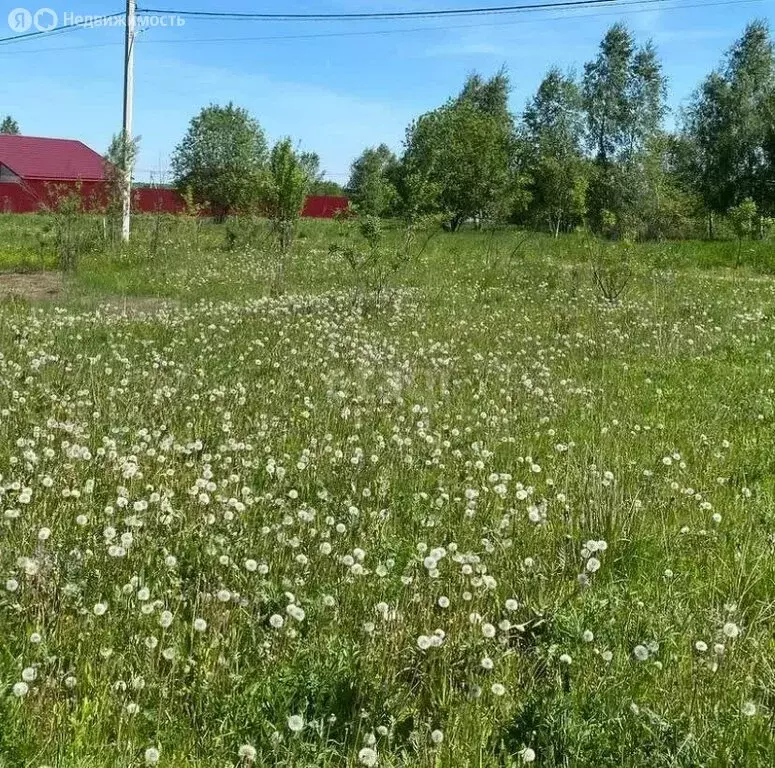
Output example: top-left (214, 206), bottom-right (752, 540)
top-left (582, 24), bottom-right (667, 232)
top-left (684, 21), bottom-right (775, 233)
top-left (681, 72), bottom-right (734, 236)
top-left (347, 144), bottom-right (399, 216)
top-left (729, 197), bottom-right (759, 265)
top-left (457, 67), bottom-right (511, 119)
top-left (261, 138), bottom-right (309, 255)
top-left (0, 116), bottom-right (19, 134)
top-left (296, 151), bottom-right (346, 195)
top-left (311, 179), bottom-right (346, 196)
top-left (172, 103), bottom-right (267, 218)
top-left (299, 151), bottom-right (324, 186)
top-left (523, 68), bottom-right (588, 235)
top-left (402, 72), bottom-right (520, 230)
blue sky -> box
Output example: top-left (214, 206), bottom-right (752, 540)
top-left (1, 0), bottom-right (774, 182)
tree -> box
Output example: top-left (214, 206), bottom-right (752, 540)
top-left (311, 179), bottom-right (346, 196)
top-left (0, 116), bottom-right (19, 134)
top-left (296, 151), bottom-right (346, 195)
top-left (523, 68), bottom-right (589, 235)
top-left (457, 68), bottom-right (511, 120)
top-left (729, 197), bottom-right (759, 265)
top-left (682, 72), bottom-right (734, 235)
top-left (347, 144), bottom-right (399, 216)
top-left (582, 24), bottom-right (667, 231)
top-left (172, 103), bottom-right (267, 218)
top-left (299, 151), bottom-right (324, 186)
top-left (637, 132), bottom-right (698, 240)
top-left (684, 21), bottom-right (775, 232)
top-left (261, 138), bottom-right (309, 255)
top-left (401, 71), bottom-right (520, 229)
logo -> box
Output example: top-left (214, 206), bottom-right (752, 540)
top-left (7, 6), bottom-right (58, 32)
top-left (7, 7), bottom-right (185, 33)
top-left (34, 7), bottom-right (57, 30)
top-left (7, 7), bottom-right (32, 32)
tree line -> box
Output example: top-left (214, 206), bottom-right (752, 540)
top-left (346, 20), bottom-right (775, 240)
top-left (165, 19), bottom-right (775, 241)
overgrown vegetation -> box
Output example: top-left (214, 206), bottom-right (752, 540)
top-left (1, 220), bottom-right (775, 766)
top-left (2, 14), bottom-right (775, 768)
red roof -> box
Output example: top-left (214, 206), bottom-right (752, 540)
top-left (0, 135), bottom-right (105, 181)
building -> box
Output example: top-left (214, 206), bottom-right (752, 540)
top-left (0, 134), bottom-right (349, 218)
top-left (0, 134), bottom-right (106, 213)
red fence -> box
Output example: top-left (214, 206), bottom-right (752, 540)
top-left (0, 181), bottom-right (349, 219)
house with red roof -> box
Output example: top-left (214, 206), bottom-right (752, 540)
top-left (0, 134), bottom-right (349, 217)
top-left (0, 134), bottom-right (108, 212)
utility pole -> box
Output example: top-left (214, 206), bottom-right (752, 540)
top-left (121, 0), bottom-right (136, 242)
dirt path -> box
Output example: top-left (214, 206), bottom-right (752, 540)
top-left (0, 272), bottom-right (178, 316)
top-left (0, 271), bottom-right (64, 301)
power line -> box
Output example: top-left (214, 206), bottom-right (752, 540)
top-left (0, 0), bottom-right (762, 55)
top-left (138, 0), bottom-right (766, 43)
top-left (136, 0), bottom-right (642, 22)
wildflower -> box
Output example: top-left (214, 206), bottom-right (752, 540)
top-left (93, 603), bottom-right (108, 616)
top-left (144, 747), bottom-right (160, 765)
top-left (287, 715), bottom-right (304, 732)
top-left (193, 618), bottom-right (207, 632)
top-left (633, 645), bottom-right (650, 661)
top-left (491, 683), bottom-right (506, 696)
top-left (12, 681), bottom-right (29, 697)
top-left (742, 701), bottom-right (757, 717)
top-left (722, 622), bottom-right (740, 639)
top-left (238, 744), bottom-right (257, 761)
top-left (269, 614), bottom-right (284, 629)
top-left (521, 748), bottom-right (536, 763)
top-left (430, 729), bottom-right (444, 744)
top-left (21, 667), bottom-right (36, 682)
top-left (358, 747), bottom-right (378, 766)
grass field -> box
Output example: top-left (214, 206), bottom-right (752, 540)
top-left (1, 217), bottom-right (774, 766)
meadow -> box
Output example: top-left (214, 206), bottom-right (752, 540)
top-left (1, 215), bottom-right (774, 766)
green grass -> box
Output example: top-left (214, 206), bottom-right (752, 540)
top-left (0, 218), bottom-right (774, 766)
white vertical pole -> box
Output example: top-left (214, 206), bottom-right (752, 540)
top-left (121, 0), bottom-right (136, 242)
